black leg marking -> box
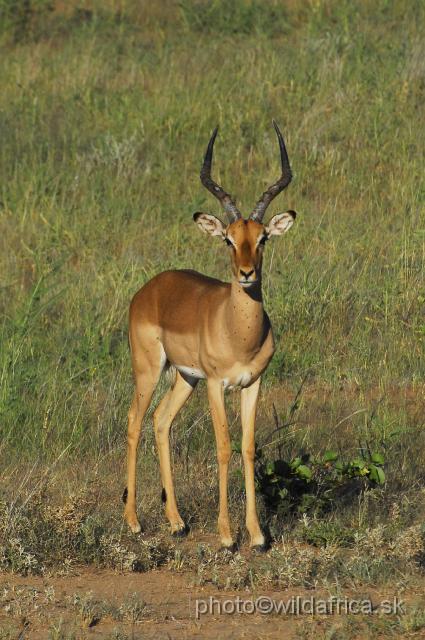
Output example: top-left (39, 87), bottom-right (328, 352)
top-left (122, 487), bottom-right (128, 504)
top-left (161, 488), bottom-right (167, 503)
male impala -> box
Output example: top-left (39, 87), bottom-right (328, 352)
top-left (124, 121), bottom-right (296, 551)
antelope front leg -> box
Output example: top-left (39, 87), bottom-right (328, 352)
top-left (207, 379), bottom-right (233, 549)
top-left (241, 377), bottom-right (266, 549)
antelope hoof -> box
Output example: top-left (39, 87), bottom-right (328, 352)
top-left (124, 511), bottom-right (142, 534)
top-left (172, 524), bottom-right (188, 538)
top-left (251, 542), bottom-right (269, 554)
top-left (128, 519), bottom-right (142, 534)
top-left (127, 521), bottom-right (141, 534)
top-left (220, 541), bottom-right (237, 553)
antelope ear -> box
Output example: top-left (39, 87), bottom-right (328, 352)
top-left (265, 210), bottom-right (296, 237)
top-left (193, 212), bottom-right (226, 238)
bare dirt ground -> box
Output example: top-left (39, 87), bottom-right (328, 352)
top-left (1, 566), bottom-right (299, 639)
top-left (2, 536), bottom-right (424, 640)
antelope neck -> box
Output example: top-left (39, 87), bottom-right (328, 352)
top-left (226, 279), bottom-right (265, 354)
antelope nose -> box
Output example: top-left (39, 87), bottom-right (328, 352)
top-left (240, 269), bottom-right (255, 280)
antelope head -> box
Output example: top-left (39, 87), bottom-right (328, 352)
top-left (194, 121), bottom-right (296, 288)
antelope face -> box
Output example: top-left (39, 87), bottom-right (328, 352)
top-left (194, 119), bottom-right (297, 288)
top-left (194, 212), bottom-right (296, 287)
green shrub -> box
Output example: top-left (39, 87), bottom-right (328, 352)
top-left (254, 447), bottom-right (386, 519)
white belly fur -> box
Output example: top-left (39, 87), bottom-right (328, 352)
top-left (175, 365), bottom-right (253, 390)
top-left (175, 364), bottom-right (206, 379)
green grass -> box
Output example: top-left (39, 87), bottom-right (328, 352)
top-left (0, 0), bottom-right (424, 585)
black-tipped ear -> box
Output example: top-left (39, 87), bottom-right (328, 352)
top-left (193, 212), bottom-right (226, 237)
top-left (265, 211), bottom-right (296, 237)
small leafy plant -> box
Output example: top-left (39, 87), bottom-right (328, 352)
top-left (253, 447), bottom-right (386, 518)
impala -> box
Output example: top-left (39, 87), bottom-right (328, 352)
top-left (123, 121), bottom-right (297, 551)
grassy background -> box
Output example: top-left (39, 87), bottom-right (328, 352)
top-left (0, 0), bottom-right (424, 579)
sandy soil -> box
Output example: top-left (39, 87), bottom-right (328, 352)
top-left (1, 551), bottom-right (424, 640)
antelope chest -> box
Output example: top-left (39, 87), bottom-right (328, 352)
top-left (222, 369), bottom-right (253, 390)
top-left (220, 331), bottom-right (275, 390)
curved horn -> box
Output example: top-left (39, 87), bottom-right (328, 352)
top-left (200, 126), bottom-right (241, 223)
top-left (250, 120), bottom-right (292, 222)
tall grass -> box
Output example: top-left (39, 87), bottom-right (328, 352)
top-left (0, 1), bottom-right (424, 549)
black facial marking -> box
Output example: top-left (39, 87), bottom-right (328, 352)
top-left (225, 237), bottom-right (233, 246)
top-left (161, 488), bottom-right (167, 503)
top-left (122, 487), bottom-right (128, 504)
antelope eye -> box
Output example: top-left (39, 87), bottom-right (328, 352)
top-left (259, 235), bottom-right (268, 246)
top-left (225, 237), bottom-right (233, 247)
